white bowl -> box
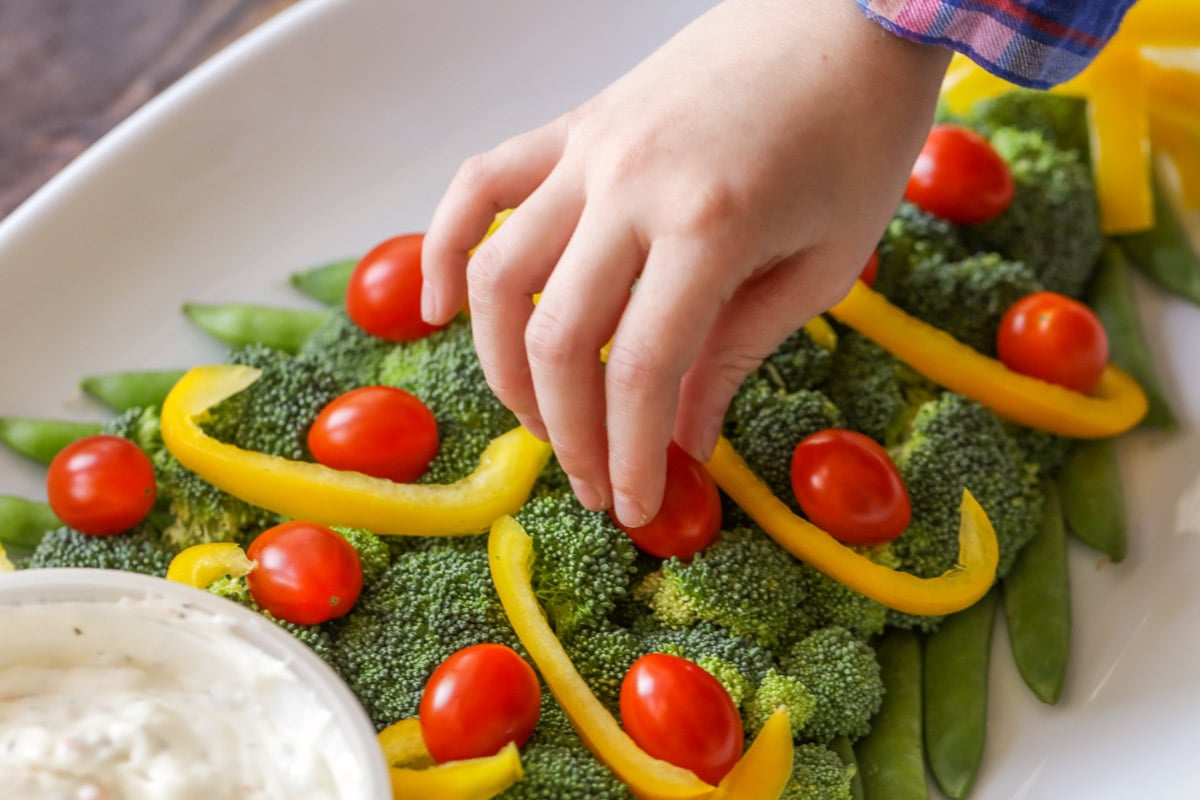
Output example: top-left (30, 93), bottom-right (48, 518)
top-left (0, 568), bottom-right (390, 800)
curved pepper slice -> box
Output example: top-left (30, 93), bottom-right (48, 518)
top-left (488, 515), bottom-right (794, 800)
top-left (160, 365), bottom-right (552, 536)
top-left (166, 542), bottom-right (255, 588)
top-left (0, 543), bottom-right (13, 573)
top-left (827, 282), bottom-right (1148, 438)
top-left (389, 740), bottom-right (524, 800)
top-left (705, 438), bottom-right (998, 617)
top-left (378, 718), bottom-right (435, 770)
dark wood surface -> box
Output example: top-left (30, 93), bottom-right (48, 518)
top-left (0, 0), bottom-right (299, 220)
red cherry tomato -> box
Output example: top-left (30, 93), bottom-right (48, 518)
top-left (620, 653), bottom-right (743, 785)
top-left (246, 521), bottom-right (363, 625)
top-left (46, 435), bottom-right (157, 536)
top-left (419, 643), bottom-right (541, 763)
top-left (859, 248), bottom-right (880, 287)
top-left (997, 291), bottom-right (1109, 394)
top-left (610, 443), bottom-right (721, 560)
top-left (345, 234), bottom-right (445, 341)
top-left (905, 124), bottom-right (1014, 225)
top-left (790, 429), bottom-right (911, 546)
top-left (307, 386), bottom-right (439, 483)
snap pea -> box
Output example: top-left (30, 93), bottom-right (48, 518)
top-left (1089, 244), bottom-right (1176, 430)
top-left (0, 495), bottom-right (59, 556)
top-left (80, 369), bottom-right (187, 412)
top-left (923, 588), bottom-right (997, 799)
top-left (832, 736), bottom-right (865, 800)
top-left (856, 630), bottom-right (928, 800)
top-left (1004, 482), bottom-right (1071, 704)
top-left (1116, 173), bottom-right (1200, 307)
top-left (0, 417), bottom-right (103, 465)
top-left (182, 303), bottom-right (330, 354)
top-left (1058, 438), bottom-right (1127, 562)
top-left (290, 258), bottom-right (357, 305)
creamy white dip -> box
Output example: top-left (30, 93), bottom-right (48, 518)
top-left (0, 598), bottom-right (345, 800)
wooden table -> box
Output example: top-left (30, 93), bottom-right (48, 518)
top-left (0, 0), bottom-right (299, 220)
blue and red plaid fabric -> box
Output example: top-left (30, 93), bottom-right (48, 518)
top-left (857, 0), bottom-right (1139, 89)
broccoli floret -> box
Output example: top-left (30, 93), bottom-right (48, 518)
top-left (332, 527), bottom-right (391, 584)
top-left (726, 388), bottom-right (844, 512)
top-left (1007, 425), bottom-right (1075, 478)
top-left (639, 622), bottom-right (777, 691)
top-left (796, 561), bottom-right (887, 641)
top-left (101, 405), bottom-right (163, 451)
top-left (694, 656), bottom-right (755, 708)
top-left (888, 393), bottom-right (1044, 581)
top-left (780, 627), bottom-right (884, 745)
top-left (560, 621), bottom-right (642, 712)
top-left (328, 538), bottom-right (519, 728)
top-left (744, 668), bottom-right (815, 738)
top-left (962, 127), bottom-right (1101, 298)
top-left (28, 523), bottom-right (178, 576)
top-left (968, 90), bottom-right (1089, 157)
top-left (516, 491), bottom-right (638, 638)
top-left (296, 308), bottom-right (399, 389)
top-left (753, 325), bottom-right (835, 394)
top-left (892, 253), bottom-right (1044, 356)
top-left (638, 527), bottom-right (808, 650)
top-left (378, 319), bottom-right (519, 484)
top-left (207, 575), bottom-right (337, 665)
top-left (204, 343), bottom-right (346, 461)
top-left (874, 201), bottom-right (968, 297)
top-left (825, 331), bottom-right (938, 447)
top-left (781, 744), bottom-right (856, 800)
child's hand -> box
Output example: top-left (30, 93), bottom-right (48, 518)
top-left (421, 0), bottom-right (951, 527)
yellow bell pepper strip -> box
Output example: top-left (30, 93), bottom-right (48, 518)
top-left (1117, 0), bottom-right (1200, 46)
top-left (1087, 46), bottom-right (1154, 233)
top-left (160, 365), bottom-right (552, 536)
top-left (1144, 60), bottom-right (1200, 136)
top-left (705, 438), bottom-right (997, 616)
top-left (1150, 114), bottom-right (1200, 208)
top-left (802, 316), bottom-right (837, 352)
top-left (378, 718), bottom-right (435, 770)
top-left (940, 54), bottom-right (1017, 115)
top-left (0, 542), bottom-right (13, 573)
top-left (827, 281), bottom-right (1148, 438)
top-left (389, 741), bottom-right (524, 800)
top-left (166, 542), bottom-right (255, 588)
top-left (488, 515), bottom-right (795, 800)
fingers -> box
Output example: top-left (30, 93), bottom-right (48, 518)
top-left (524, 208), bottom-right (644, 511)
top-left (422, 121), bottom-right (567, 324)
top-left (672, 248), bottom-right (858, 463)
top-left (466, 179), bottom-right (584, 438)
top-left (604, 237), bottom-right (745, 527)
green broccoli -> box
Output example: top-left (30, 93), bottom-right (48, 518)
top-left (824, 331), bottom-right (938, 447)
top-left (1007, 425), bottom-right (1075, 478)
top-left (874, 201), bottom-right (968, 297)
top-left (781, 744), bottom-right (857, 800)
top-left (560, 621), bottom-right (643, 712)
top-left (962, 127), bottom-right (1102, 298)
top-left (27, 523), bottom-right (178, 576)
top-left (888, 392), bottom-right (1044, 581)
top-left (204, 343), bottom-right (346, 461)
top-left (726, 388), bottom-right (844, 512)
top-left (207, 575), bottom-right (338, 665)
top-left (968, 90), bottom-right (1089, 157)
top-left (743, 668), bottom-right (815, 738)
top-left (795, 561), bottom-right (888, 641)
top-left (892, 252), bottom-right (1044, 356)
top-left (378, 319), bottom-right (519, 484)
top-left (516, 490), bottom-right (638, 638)
top-left (780, 626), bottom-right (884, 745)
top-left (296, 308), bottom-right (400, 389)
top-left (332, 527), bottom-right (391, 584)
top-left (328, 537), bottom-right (520, 728)
top-left (637, 527), bottom-right (808, 650)
top-left (753, 324), bottom-right (835, 394)
top-left (639, 622), bottom-right (777, 693)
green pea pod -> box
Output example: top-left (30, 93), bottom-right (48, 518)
top-left (0, 496), bottom-right (59, 555)
top-left (832, 736), bottom-right (865, 800)
top-left (1116, 174), bottom-right (1200, 306)
top-left (1089, 244), bottom-right (1176, 430)
top-left (856, 630), bottom-right (928, 800)
top-left (290, 258), bottom-right (357, 305)
top-left (1058, 438), bottom-right (1127, 562)
top-left (183, 303), bottom-right (330, 354)
top-left (0, 418), bottom-right (103, 465)
top-left (923, 588), bottom-right (997, 799)
top-left (80, 369), bottom-right (187, 412)
top-left (1004, 482), bottom-right (1071, 704)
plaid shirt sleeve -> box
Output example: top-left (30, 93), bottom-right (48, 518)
top-left (856, 0), bottom-right (1139, 89)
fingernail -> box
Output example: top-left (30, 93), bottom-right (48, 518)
top-left (614, 492), bottom-right (648, 529)
top-left (520, 414), bottom-right (548, 441)
top-left (420, 286), bottom-right (439, 323)
top-left (698, 420), bottom-right (722, 462)
top-left (569, 477), bottom-right (606, 512)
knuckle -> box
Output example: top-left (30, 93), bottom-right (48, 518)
top-left (451, 152), bottom-right (495, 193)
top-left (604, 342), bottom-right (667, 398)
top-left (524, 309), bottom-right (578, 372)
top-left (466, 241), bottom-right (509, 294)
top-left (676, 179), bottom-right (740, 235)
